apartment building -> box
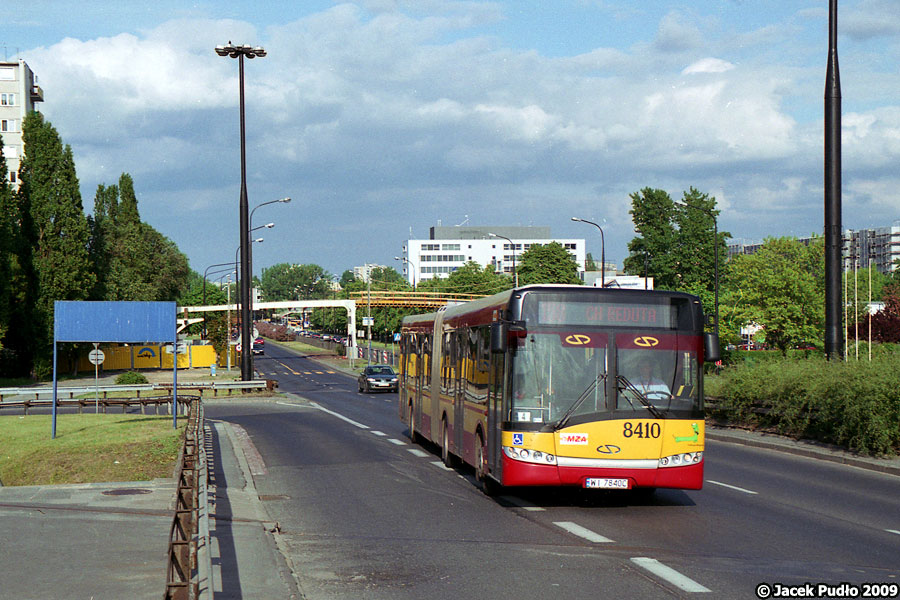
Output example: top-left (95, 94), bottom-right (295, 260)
top-left (400, 225), bottom-right (586, 285)
top-left (0, 59), bottom-right (43, 187)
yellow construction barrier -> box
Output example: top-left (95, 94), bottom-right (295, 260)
top-left (76, 343), bottom-right (237, 373)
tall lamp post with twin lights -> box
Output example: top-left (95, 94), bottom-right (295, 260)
top-left (215, 41), bottom-right (266, 380)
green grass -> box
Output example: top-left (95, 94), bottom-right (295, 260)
top-left (0, 414), bottom-right (185, 486)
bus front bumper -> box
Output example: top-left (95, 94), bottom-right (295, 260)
top-left (499, 452), bottom-right (704, 490)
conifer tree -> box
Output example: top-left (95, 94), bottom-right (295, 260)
top-left (17, 112), bottom-right (95, 373)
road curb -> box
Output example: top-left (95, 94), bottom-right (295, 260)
top-left (706, 428), bottom-right (900, 477)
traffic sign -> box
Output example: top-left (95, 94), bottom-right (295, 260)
top-left (88, 349), bottom-right (105, 365)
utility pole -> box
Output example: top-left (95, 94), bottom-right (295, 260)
top-left (824, 0), bottom-right (843, 360)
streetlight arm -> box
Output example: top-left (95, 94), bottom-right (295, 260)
top-left (571, 217), bottom-right (605, 288)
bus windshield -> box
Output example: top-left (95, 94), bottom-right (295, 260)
top-left (509, 331), bottom-right (607, 425)
top-left (509, 330), bottom-right (702, 425)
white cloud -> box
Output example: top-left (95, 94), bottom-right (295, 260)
top-left (16, 2), bottom-right (900, 275)
top-left (682, 58), bottom-right (735, 75)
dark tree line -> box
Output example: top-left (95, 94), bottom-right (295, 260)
top-left (0, 112), bottom-right (190, 379)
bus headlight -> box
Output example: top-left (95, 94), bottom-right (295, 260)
top-left (658, 451), bottom-right (702, 468)
top-left (503, 446), bottom-right (557, 466)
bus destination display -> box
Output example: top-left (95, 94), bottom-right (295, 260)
top-left (537, 300), bottom-right (676, 328)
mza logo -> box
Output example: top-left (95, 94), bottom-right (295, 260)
top-left (633, 336), bottom-right (659, 347)
top-left (564, 334), bottom-right (592, 346)
top-left (137, 347), bottom-right (156, 358)
top-left (560, 433), bottom-right (589, 445)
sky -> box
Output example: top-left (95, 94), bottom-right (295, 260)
top-left (3, 0), bottom-right (900, 281)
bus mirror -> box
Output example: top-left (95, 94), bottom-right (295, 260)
top-left (490, 322), bottom-right (508, 353)
top-left (704, 332), bottom-right (721, 363)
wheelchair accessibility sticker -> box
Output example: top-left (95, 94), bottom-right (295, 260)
top-left (512, 433), bottom-right (524, 446)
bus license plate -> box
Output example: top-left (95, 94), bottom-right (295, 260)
top-left (585, 478), bottom-right (629, 489)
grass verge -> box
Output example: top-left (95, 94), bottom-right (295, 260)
top-left (1, 414), bottom-right (185, 486)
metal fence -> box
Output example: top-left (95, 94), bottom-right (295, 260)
top-left (164, 397), bottom-right (204, 600)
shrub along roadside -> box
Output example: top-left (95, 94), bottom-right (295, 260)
top-left (707, 354), bottom-right (900, 456)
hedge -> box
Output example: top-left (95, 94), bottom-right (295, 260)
top-left (708, 353), bottom-right (900, 456)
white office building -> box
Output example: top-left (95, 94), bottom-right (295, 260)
top-left (0, 60), bottom-right (43, 187)
top-left (400, 225), bottom-right (586, 285)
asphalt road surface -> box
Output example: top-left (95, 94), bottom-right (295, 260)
top-left (204, 343), bottom-right (900, 600)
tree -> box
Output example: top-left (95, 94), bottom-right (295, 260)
top-left (517, 242), bottom-right (582, 285)
top-left (722, 236), bottom-right (825, 353)
top-left (89, 173), bottom-right (189, 302)
top-left (865, 288), bottom-right (900, 343)
top-left (18, 112), bottom-right (95, 372)
top-left (259, 263), bottom-right (330, 301)
top-left (0, 135), bottom-right (11, 351)
top-left (418, 261), bottom-right (513, 296)
top-left (623, 188), bottom-right (678, 289)
top-left (623, 187), bottom-right (730, 296)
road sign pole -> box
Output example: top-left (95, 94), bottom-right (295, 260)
top-left (93, 343), bottom-right (100, 414)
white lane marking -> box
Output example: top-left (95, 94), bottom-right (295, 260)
top-left (371, 431), bottom-right (387, 437)
top-left (553, 521), bottom-right (614, 543)
top-left (706, 479), bottom-right (758, 495)
top-left (408, 449), bottom-right (429, 458)
top-left (630, 557), bottom-right (711, 593)
top-left (503, 496), bottom-right (545, 512)
top-left (387, 438), bottom-right (406, 446)
top-left (887, 529), bottom-right (900, 536)
top-left (308, 402), bottom-right (369, 430)
top-left (431, 460), bottom-right (453, 470)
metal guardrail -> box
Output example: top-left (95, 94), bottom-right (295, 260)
top-left (0, 395), bottom-right (196, 415)
top-left (164, 397), bottom-right (202, 600)
top-left (0, 380), bottom-right (272, 402)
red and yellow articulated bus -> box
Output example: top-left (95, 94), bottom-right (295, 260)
top-left (398, 285), bottom-right (720, 495)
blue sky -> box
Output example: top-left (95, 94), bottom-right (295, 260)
top-left (3, 0), bottom-right (900, 280)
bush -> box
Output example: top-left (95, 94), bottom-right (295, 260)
top-left (709, 353), bottom-right (900, 456)
top-left (116, 371), bottom-right (149, 385)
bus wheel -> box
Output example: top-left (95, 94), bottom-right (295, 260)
top-left (441, 419), bottom-right (457, 468)
top-left (476, 433), bottom-right (500, 496)
top-left (407, 404), bottom-right (418, 444)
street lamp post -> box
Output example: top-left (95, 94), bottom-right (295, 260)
top-left (674, 202), bottom-right (720, 337)
top-left (216, 41), bottom-right (266, 380)
top-left (489, 233), bottom-right (518, 287)
top-left (394, 256), bottom-right (416, 289)
top-left (248, 197), bottom-right (291, 326)
top-left (202, 262), bottom-right (239, 339)
top-left (234, 238), bottom-right (264, 364)
top-left (571, 217), bottom-right (605, 288)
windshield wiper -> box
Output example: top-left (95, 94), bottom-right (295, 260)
top-left (555, 373), bottom-right (607, 430)
top-left (616, 375), bottom-right (664, 419)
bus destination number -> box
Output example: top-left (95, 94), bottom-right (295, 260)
top-left (623, 422), bottom-right (661, 439)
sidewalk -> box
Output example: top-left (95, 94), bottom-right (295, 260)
top-left (0, 414), bottom-right (300, 600)
top-left (706, 424), bottom-right (900, 477)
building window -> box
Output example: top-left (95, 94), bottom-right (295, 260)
top-left (0, 67), bottom-right (14, 81)
top-left (421, 243), bottom-right (440, 251)
top-left (0, 93), bottom-right (15, 106)
top-left (8, 171), bottom-right (16, 184)
top-left (442, 243), bottom-right (460, 251)
top-left (3, 146), bottom-right (17, 159)
top-left (565, 243), bottom-right (577, 250)
top-left (0, 119), bottom-right (15, 132)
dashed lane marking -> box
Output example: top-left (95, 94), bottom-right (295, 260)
top-left (553, 521), bottom-right (614, 543)
top-left (706, 480), bottom-right (758, 495)
top-left (308, 402), bottom-right (369, 430)
top-left (431, 460), bottom-right (453, 471)
top-left (887, 529), bottom-right (900, 536)
top-left (387, 438), bottom-right (406, 446)
top-left (408, 449), bottom-right (429, 458)
top-left (630, 557), bottom-right (711, 593)
top-left (371, 431), bottom-right (387, 437)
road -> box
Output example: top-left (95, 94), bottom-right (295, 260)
top-left (205, 342), bottom-right (900, 599)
